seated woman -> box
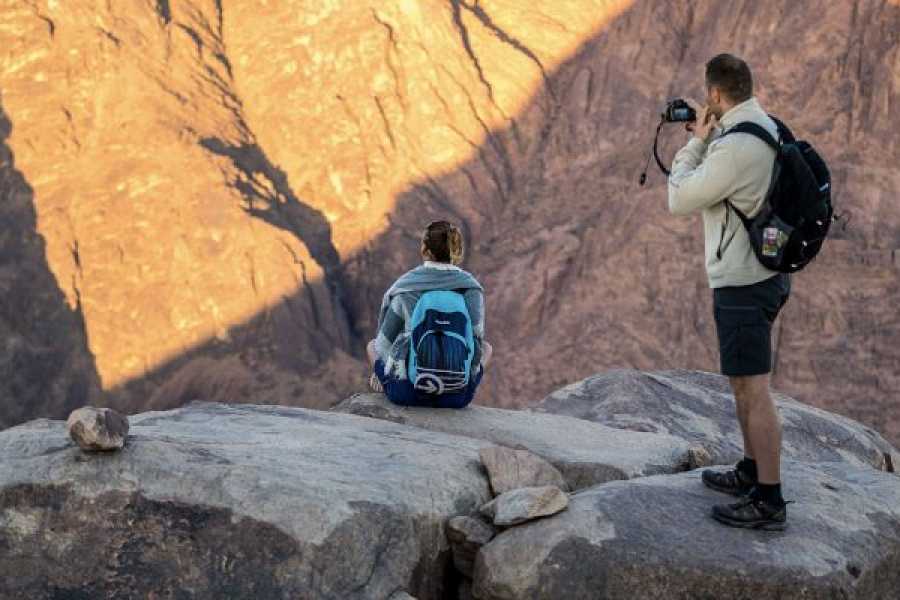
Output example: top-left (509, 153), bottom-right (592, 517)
top-left (367, 220), bottom-right (491, 408)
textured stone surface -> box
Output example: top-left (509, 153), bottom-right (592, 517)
top-left (1, 0), bottom-right (899, 451)
top-left (66, 406), bottom-right (129, 451)
top-left (537, 370), bottom-right (900, 473)
top-left (473, 461), bottom-right (900, 600)
top-left (480, 486), bottom-right (569, 527)
top-left (479, 446), bottom-right (569, 495)
top-left (335, 393), bottom-right (692, 490)
top-left (446, 516), bottom-right (496, 578)
top-left (0, 402), bottom-right (492, 599)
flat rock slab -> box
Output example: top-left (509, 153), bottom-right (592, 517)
top-left (335, 394), bottom-right (692, 490)
top-left (537, 369), bottom-right (900, 473)
top-left (480, 486), bottom-right (569, 527)
top-left (474, 461), bottom-right (900, 600)
top-left (0, 402), bottom-right (492, 600)
top-left (479, 446), bottom-right (569, 495)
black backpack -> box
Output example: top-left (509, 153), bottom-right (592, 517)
top-left (720, 116), bottom-right (832, 273)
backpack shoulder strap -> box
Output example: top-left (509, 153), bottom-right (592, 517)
top-left (721, 121), bottom-right (780, 152)
top-left (767, 115), bottom-right (796, 144)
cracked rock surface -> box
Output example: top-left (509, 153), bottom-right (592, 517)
top-left (473, 461), bottom-right (900, 600)
top-left (0, 402), bottom-right (492, 599)
top-left (4, 379), bottom-right (900, 599)
top-left (537, 370), bottom-right (900, 474)
top-left (335, 393), bottom-right (693, 491)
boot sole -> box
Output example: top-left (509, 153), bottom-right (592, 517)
top-left (711, 512), bottom-right (787, 532)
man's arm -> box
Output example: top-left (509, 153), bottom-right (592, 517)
top-left (667, 135), bottom-right (743, 216)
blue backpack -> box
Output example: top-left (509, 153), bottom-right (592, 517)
top-left (408, 290), bottom-right (475, 395)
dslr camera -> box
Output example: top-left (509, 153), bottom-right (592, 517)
top-left (662, 99), bottom-right (696, 123)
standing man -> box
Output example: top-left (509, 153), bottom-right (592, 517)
top-left (668, 54), bottom-right (791, 530)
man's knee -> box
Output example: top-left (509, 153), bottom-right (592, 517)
top-left (730, 374), bottom-right (770, 406)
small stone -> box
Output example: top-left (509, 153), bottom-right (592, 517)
top-left (480, 486), bottom-right (569, 527)
top-left (687, 445), bottom-right (713, 469)
top-left (446, 516), bottom-right (496, 577)
top-left (388, 592), bottom-right (417, 600)
top-left (66, 407), bottom-right (129, 451)
top-left (479, 445), bottom-right (569, 496)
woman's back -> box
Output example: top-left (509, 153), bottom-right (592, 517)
top-left (366, 221), bottom-right (490, 409)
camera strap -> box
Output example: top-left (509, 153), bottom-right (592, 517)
top-left (639, 118), bottom-right (670, 185)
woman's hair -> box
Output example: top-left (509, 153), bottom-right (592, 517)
top-left (422, 220), bottom-right (464, 264)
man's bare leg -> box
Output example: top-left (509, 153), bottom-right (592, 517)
top-left (736, 388), bottom-right (755, 461)
top-left (731, 374), bottom-right (781, 484)
top-left (711, 371), bottom-right (788, 529)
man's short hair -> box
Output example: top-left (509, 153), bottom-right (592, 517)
top-left (705, 54), bottom-right (753, 103)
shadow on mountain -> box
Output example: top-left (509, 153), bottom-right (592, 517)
top-left (0, 93), bottom-right (102, 428)
top-left (99, 0), bottom-right (701, 414)
top-left (5, 0), bottom-right (899, 449)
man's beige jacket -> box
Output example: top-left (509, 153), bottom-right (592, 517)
top-left (668, 97), bottom-right (779, 288)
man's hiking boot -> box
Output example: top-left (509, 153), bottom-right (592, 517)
top-left (702, 467), bottom-right (755, 497)
top-left (711, 496), bottom-right (790, 531)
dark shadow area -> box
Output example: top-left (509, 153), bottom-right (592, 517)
top-left (0, 93), bottom-right (102, 429)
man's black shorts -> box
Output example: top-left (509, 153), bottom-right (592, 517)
top-left (713, 274), bottom-right (791, 377)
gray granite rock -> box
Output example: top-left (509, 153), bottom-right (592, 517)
top-left (479, 446), bottom-right (569, 495)
top-left (480, 486), bottom-right (569, 527)
top-left (0, 402), bottom-right (492, 599)
top-left (537, 369), bottom-right (900, 474)
top-left (335, 393), bottom-right (692, 490)
top-left (66, 406), bottom-right (129, 451)
top-left (446, 516), bottom-right (496, 577)
top-left (473, 460), bottom-right (900, 600)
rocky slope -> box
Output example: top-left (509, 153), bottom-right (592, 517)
top-left (2, 374), bottom-right (900, 599)
top-left (1, 1), bottom-right (899, 443)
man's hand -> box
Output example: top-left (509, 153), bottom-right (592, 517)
top-left (684, 98), bottom-right (718, 142)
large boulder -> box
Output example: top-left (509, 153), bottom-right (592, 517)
top-left (335, 394), bottom-right (693, 490)
top-left (473, 461), bottom-right (900, 600)
top-left (537, 370), bottom-right (900, 473)
top-left (0, 402), bottom-right (492, 599)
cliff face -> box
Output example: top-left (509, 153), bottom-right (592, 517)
top-left (1, 1), bottom-right (899, 441)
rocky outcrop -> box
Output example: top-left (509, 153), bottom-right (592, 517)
top-left (66, 406), bottom-right (129, 451)
top-left (4, 375), bottom-right (900, 599)
top-left (537, 370), bottom-right (900, 474)
top-left (0, 402), bottom-right (492, 599)
top-left (473, 461), bottom-right (900, 600)
top-left (335, 393), bottom-right (693, 490)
